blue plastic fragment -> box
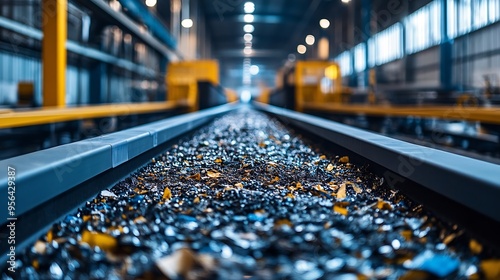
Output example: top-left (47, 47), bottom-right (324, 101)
top-left (248, 213), bottom-right (265, 222)
top-left (407, 250), bottom-right (460, 277)
top-left (130, 195), bottom-right (145, 204)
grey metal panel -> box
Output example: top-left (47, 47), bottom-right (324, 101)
top-left (80, 129), bottom-right (155, 168)
top-left (126, 131), bottom-right (156, 160)
top-left (0, 142), bottom-right (112, 221)
top-left (256, 104), bottom-right (500, 222)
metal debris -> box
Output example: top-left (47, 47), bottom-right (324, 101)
top-left (3, 110), bottom-right (498, 279)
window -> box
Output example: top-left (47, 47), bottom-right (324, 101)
top-left (448, 0), bottom-right (500, 39)
top-left (353, 43), bottom-right (366, 73)
top-left (406, 1), bottom-right (442, 54)
top-left (489, 0), bottom-right (500, 23)
top-left (335, 51), bottom-right (352, 77)
top-left (368, 23), bottom-right (403, 66)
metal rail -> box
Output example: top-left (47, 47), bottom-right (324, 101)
top-left (0, 103), bottom-right (241, 261)
top-left (0, 101), bottom-right (184, 129)
top-left (256, 103), bottom-right (500, 247)
top-left (302, 102), bottom-right (500, 125)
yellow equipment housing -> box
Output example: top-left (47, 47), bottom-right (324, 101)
top-left (295, 61), bottom-right (348, 112)
top-left (257, 88), bottom-right (271, 104)
top-left (224, 88), bottom-right (239, 103)
top-left (166, 60), bottom-right (220, 111)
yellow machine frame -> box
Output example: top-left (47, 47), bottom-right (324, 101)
top-left (295, 61), bottom-right (345, 112)
top-left (166, 60), bottom-right (220, 112)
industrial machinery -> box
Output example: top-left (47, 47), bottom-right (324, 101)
top-left (166, 60), bottom-right (226, 112)
top-left (267, 61), bottom-right (351, 111)
top-left (295, 61), bottom-right (350, 112)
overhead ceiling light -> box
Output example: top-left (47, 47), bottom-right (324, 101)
top-left (297, 44), bottom-right (307, 54)
top-left (249, 65), bottom-right (259, 75)
top-left (244, 2), bottom-right (255, 13)
top-left (305, 35), bottom-right (315, 45)
top-left (244, 14), bottom-right (254, 23)
top-left (181, 18), bottom-right (193, 28)
top-left (341, 0), bottom-right (351, 3)
top-left (320, 19), bottom-right (330, 29)
top-left (245, 42), bottom-right (252, 47)
top-left (241, 90), bottom-right (252, 103)
top-left (244, 33), bottom-right (253, 42)
top-left (244, 46), bottom-right (253, 55)
top-left (145, 0), bottom-right (157, 7)
top-left (243, 24), bottom-right (254, 33)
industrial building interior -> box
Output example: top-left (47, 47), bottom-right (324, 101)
top-left (1, 0), bottom-right (500, 279)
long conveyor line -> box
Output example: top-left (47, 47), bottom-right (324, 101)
top-left (0, 101), bottom-right (185, 129)
top-left (301, 102), bottom-right (500, 125)
top-left (1, 104), bottom-right (500, 279)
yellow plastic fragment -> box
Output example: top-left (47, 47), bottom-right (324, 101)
top-left (326, 164), bottom-right (334, 171)
top-left (32, 259), bottom-right (39, 270)
top-left (188, 173), bottom-right (201, 180)
top-left (320, 155), bottom-right (327, 160)
top-left (443, 233), bottom-right (456, 245)
top-left (34, 241), bottom-right (46, 254)
top-left (376, 200), bottom-right (393, 210)
top-left (269, 176), bottom-right (280, 184)
top-left (401, 230), bottom-right (413, 241)
top-left (480, 259), bottom-right (500, 279)
top-left (334, 205), bottom-right (348, 216)
top-left (274, 219), bottom-right (293, 228)
top-left (162, 187), bottom-right (172, 200)
top-left (235, 183), bottom-right (244, 188)
top-left (46, 230), bottom-right (53, 243)
top-left (400, 270), bottom-right (430, 280)
top-left (286, 193), bottom-right (295, 199)
top-left (80, 230), bottom-right (117, 251)
top-left (313, 184), bottom-right (326, 192)
top-left (207, 170), bottom-right (222, 178)
top-left (352, 184), bottom-right (362, 194)
top-left (469, 239), bottom-right (483, 255)
top-left (156, 248), bottom-right (196, 279)
top-left (469, 273), bottom-right (480, 280)
top-left (193, 197), bottom-right (200, 204)
top-left (294, 182), bottom-right (304, 191)
top-left (357, 274), bottom-right (369, 280)
top-left (337, 184), bottom-right (347, 199)
top-left (214, 158), bottom-right (222, 163)
top-left (339, 156), bottom-right (350, 163)
top-left (134, 216), bottom-right (147, 224)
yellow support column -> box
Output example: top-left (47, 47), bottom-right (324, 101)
top-left (42, 0), bottom-right (67, 107)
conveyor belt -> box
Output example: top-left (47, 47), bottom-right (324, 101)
top-left (1, 104), bottom-right (500, 278)
top-left (302, 102), bottom-right (500, 125)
